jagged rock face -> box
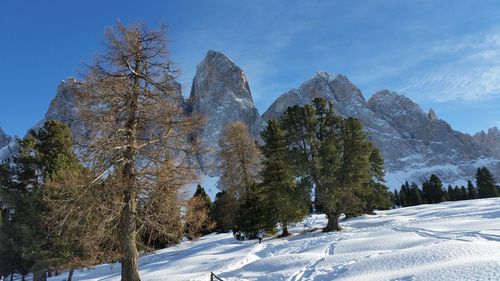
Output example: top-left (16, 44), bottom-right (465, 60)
top-left (42, 78), bottom-right (86, 140)
top-left (0, 127), bottom-right (10, 148)
top-left (474, 127), bottom-right (500, 158)
top-left (0, 127), bottom-right (13, 160)
top-left (264, 73), bottom-right (499, 187)
top-left (367, 90), bottom-right (485, 162)
top-left (43, 74), bottom-right (184, 142)
top-left (188, 51), bottom-right (265, 175)
top-left (263, 73), bottom-right (406, 169)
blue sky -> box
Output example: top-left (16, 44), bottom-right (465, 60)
top-left (1, 0), bottom-right (500, 137)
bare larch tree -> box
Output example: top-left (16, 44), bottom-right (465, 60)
top-left (217, 121), bottom-right (262, 198)
top-left (74, 22), bottom-right (201, 281)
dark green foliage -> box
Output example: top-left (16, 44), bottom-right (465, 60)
top-left (260, 120), bottom-right (309, 236)
top-left (422, 174), bottom-right (444, 204)
top-left (390, 172), bottom-right (495, 209)
top-left (409, 182), bottom-right (423, 206)
top-left (467, 180), bottom-right (478, 199)
top-left (476, 167), bottom-right (499, 198)
top-left (362, 145), bottom-right (392, 213)
top-left (212, 191), bottom-right (237, 233)
top-left (393, 191), bottom-right (400, 206)
top-left (234, 185), bottom-right (267, 239)
top-left (0, 121), bottom-right (82, 278)
top-left (280, 98), bottom-right (381, 231)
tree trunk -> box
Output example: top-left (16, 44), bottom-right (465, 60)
top-left (323, 213), bottom-right (341, 232)
top-left (281, 224), bottom-right (290, 237)
top-left (119, 57), bottom-right (141, 281)
top-left (9, 272), bottom-right (13, 281)
top-left (120, 189), bottom-right (140, 281)
top-left (32, 271), bottom-right (46, 281)
top-left (67, 268), bottom-right (74, 281)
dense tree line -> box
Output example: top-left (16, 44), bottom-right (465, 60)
top-left (390, 168), bottom-right (499, 207)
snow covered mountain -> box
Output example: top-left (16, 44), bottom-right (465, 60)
top-left (1, 51), bottom-right (498, 189)
top-left (264, 72), bottom-right (500, 188)
top-left (474, 127), bottom-right (500, 159)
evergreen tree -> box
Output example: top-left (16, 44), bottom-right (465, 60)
top-left (212, 191), bottom-right (237, 233)
top-left (389, 191), bottom-right (396, 207)
top-left (399, 189), bottom-right (408, 207)
top-left (260, 120), bottom-right (308, 237)
top-left (393, 191), bottom-right (400, 207)
top-left (363, 145), bottom-right (391, 213)
top-left (446, 185), bottom-right (454, 201)
top-left (0, 121), bottom-right (84, 281)
top-left (466, 180), bottom-right (478, 199)
top-left (235, 184), bottom-right (267, 239)
top-left (459, 186), bottom-right (467, 201)
top-left (476, 167), bottom-right (499, 198)
top-left (410, 182), bottom-right (423, 206)
top-left (423, 174), bottom-right (444, 204)
top-left (280, 99), bottom-right (378, 232)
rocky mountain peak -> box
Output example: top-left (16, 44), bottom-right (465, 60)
top-left (473, 127), bottom-right (500, 158)
top-left (0, 127), bottom-right (11, 148)
top-left (428, 109), bottom-right (438, 120)
top-left (263, 71), bottom-right (365, 120)
top-left (191, 50), bottom-right (252, 103)
top-left (188, 50), bottom-right (265, 175)
top-left (368, 90), bottom-right (420, 113)
top-left (42, 77), bottom-right (84, 138)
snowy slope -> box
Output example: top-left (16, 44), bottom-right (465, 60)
top-left (48, 198), bottom-right (500, 281)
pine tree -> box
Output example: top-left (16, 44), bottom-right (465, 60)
top-left (260, 120), bottom-right (308, 237)
top-left (212, 191), bottom-right (237, 233)
top-left (476, 167), bottom-right (499, 198)
top-left (410, 182), bottom-right (423, 205)
top-left (394, 191), bottom-right (400, 207)
top-left (363, 145), bottom-right (391, 213)
top-left (399, 189), bottom-right (408, 207)
top-left (466, 180), bottom-right (478, 199)
top-left (423, 174), bottom-right (444, 204)
top-left (446, 185), bottom-right (454, 201)
top-left (0, 121), bottom-right (84, 281)
top-left (459, 186), bottom-right (467, 201)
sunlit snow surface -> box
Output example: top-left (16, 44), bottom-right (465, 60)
top-left (50, 198), bottom-right (500, 281)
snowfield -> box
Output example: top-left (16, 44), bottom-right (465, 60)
top-left (49, 198), bottom-right (500, 281)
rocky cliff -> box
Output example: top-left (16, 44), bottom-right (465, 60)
top-left (474, 127), bottom-right (500, 159)
top-left (188, 50), bottom-right (265, 175)
top-left (0, 127), bottom-right (10, 148)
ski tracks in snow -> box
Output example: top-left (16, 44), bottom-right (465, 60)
top-left (287, 235), bottom-right (338, 281)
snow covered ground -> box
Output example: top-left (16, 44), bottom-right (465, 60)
top-left (49, 198), bottom-right (500, 281)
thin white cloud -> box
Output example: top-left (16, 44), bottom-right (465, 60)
top-left (399, 30), bottom-right (500, 102)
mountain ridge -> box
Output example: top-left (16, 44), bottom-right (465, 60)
top-left (1, 50), bottom-right (498, 188)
